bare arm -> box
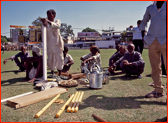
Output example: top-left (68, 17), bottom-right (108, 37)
top-left (3, 57), bottom-right (12, 65)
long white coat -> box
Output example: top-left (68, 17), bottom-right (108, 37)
top-left (46, 19), bottom-right (64, 71)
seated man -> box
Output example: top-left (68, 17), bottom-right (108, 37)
top-left (108, 45), bottom-right (127, 73)
top-left (114, 43), bottom-right (145, 78)
top-left (3, 46), bottom-right (30, 71)
top-left (80, 45), bottom-right (101, 72)
top-left (62, 46), bottom-right (74, 73)
top-left (24, 46), bottom-right (43, 83)
top-left (109, 44), bottom-right (120, 67)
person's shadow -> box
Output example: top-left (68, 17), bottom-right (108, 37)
top-left (79, 95), bottom-right (166, 111)
top-left (1, 77), bottom-right (29, 86)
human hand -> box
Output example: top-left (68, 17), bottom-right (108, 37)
top-left (3, 60), bottom-right (7, 65)
top-left (123, 60), bottom-right (129, 65)
top-left (129, 25), bottom-right (133, 28)
top-left (41, 18), bottom-right (47, 27)
top-left (80, 57), bottom-right (85, 61)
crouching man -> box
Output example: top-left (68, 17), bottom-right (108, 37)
top-left (117, 43), bottom-right (145, 78)
top-left (80, 45), bottom-right (102, 72)
top-left (62, 46), bottom-right (74, 73)
top-left (24, 46), bottom-right (43, 83)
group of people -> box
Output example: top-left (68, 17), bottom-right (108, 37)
top-left (109, 44), bottom-right (145, 79)
top-left (3, 1), bottom-right (166, 98)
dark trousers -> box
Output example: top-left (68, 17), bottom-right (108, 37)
top-left (14, 57), bottom-right (26, 71)
top-left (133, 40), bottom-right (144, 54)
top-left (62, 61), bottom-right (72, 73)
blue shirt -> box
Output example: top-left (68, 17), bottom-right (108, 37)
top-left (139, 1), bottom-right (166, 45)
top-left (10, 52), bottom-right (30, 64)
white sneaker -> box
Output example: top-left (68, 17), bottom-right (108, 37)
top-left (138, 74), bottom-right (142, 79)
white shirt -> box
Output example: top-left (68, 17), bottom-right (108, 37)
top-left (64, 54), bottom-right (73, 64)
top-left (45, 19), bottom-right (64, 54)
top-left (82, 53), bottom-right (102, 68)
top-left (139, 1), bottom-right (166, 45)
top-left (127, 27), bottom-right (142, 40)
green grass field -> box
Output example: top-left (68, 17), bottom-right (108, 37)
top-left (1, 49), bottom-right (167, 122)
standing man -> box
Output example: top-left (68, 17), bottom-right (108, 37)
top-left (41, 9), bottom-right (64, 79)
top-left (139, 1), bottom-right (166, 98)
top-left (127, 20), bottom-right (145, 54)
top-left (3, 46), bottom-right (30, 71)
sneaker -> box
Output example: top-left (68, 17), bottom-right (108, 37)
top-left (145, 91), bottom-right (163, 98)
top-left (138, 74), bottom-right (142, 79)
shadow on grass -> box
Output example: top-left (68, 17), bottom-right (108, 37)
top-left (1, 77), bottom-right (28, 86)
top-left (109, 74), bottom-right (139, 81)
top-left (146, 74), bottom-right (151, 77)
top-left (154, 117), bottom-right (167, 122)
top-left (79, 95), bottom-right (166, 111)
top-left (1, 70), bottom-right (24, 75)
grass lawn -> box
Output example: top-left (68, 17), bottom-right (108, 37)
top-left (1, 49), bottom-right (167, 122)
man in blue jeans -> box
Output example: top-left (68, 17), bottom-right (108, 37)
top-left (139, 1), bottom-right (166, 98)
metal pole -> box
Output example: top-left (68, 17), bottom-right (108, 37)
top-left (42, 25), bottom-right (47, 80)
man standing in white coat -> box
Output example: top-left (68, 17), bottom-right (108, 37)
top-left (41, 9), bottom-right (64, 80)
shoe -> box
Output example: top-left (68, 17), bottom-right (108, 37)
top-left (138, 74), bottom-right (142, 79)
top-left (145, 91), bottom-right (163, 98)
top-left (125, 73), bottom-right (131, 77)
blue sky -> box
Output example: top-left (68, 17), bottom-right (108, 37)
top-left (1, 1), bottom-right (152, 38)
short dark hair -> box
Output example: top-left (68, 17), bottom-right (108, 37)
top-left (137, 20), bottom-right (142, 25)
top-left (64, 46), bottom-right (68, 52)
top-left (47, 9), bottom-right (56, 17)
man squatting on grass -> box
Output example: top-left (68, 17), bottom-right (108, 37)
top-left (3, 46), bottom-right (30, 72)
top-left (41, 9), bottom-right (64, 80)
top-left (80, 45), bottom-right (102, 71)
top-left (24, 46), bottom-right (43, 83)
top-left (62, 46), bottom-right (74, 73)
top-left (112, 44), bottom-right (145, 79)
top-left (108, 45), bottom-right (127, 74)
top-left (139, 1), bottom-right (166, 98)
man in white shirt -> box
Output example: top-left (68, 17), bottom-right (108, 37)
top-left (127, 20), bottom-right (145, 54)
top-left (80, 45), bottom-right (101, 71)
top-left (41, 9), bottom-right (64, 78)
top-left (62, 46), bottom-right (74, 73)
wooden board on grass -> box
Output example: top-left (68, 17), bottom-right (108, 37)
top-left (7, 87), bottom-right (68, 109)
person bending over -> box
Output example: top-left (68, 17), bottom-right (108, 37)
top-left (24, 46), bottom-right (43, 83)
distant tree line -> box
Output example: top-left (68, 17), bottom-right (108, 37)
top-left (1, 35), bottom-right (10, 43)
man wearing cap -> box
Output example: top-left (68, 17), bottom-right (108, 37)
top-left (24, 46), bottom-right (43, 83)
top-left (41, 9), bottom-right (64, 79)
top-left (3, 46), bottom-right (30, 71)
top-left (80, 45), bottom-right (102, 71)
